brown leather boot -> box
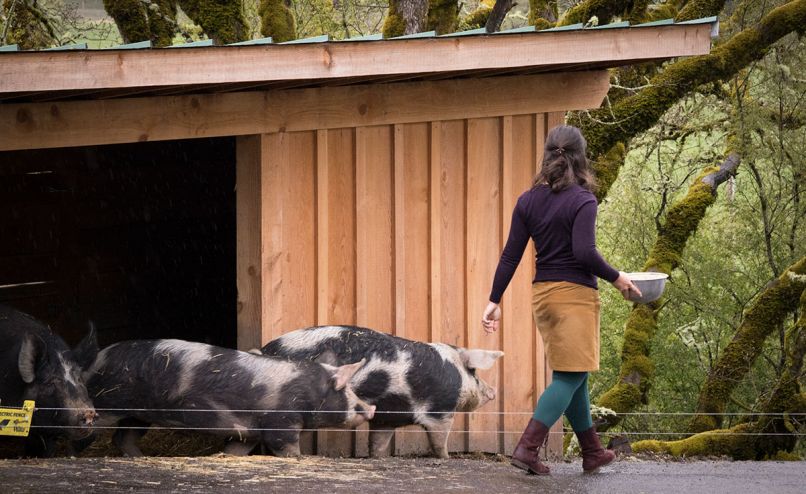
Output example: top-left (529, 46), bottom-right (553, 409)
top-left (576, 426), bottom-right (615, 472)
top-left (511, 419), bottom-right (551, 475)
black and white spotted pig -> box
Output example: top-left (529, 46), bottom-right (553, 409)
top-left (260, 326), bottom-right (504, 458)
top-left (83, 339), bottom-right (375, 457)
top-left (0, 304), bottom-right (98, 457)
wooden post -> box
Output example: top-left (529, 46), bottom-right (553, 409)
top-left (236, 135), bottom-right (267, 351)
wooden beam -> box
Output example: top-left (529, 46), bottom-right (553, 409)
top-left (235, 135), bottom-right (265, 351)
top-left (0, 71), bottom-right (610, 152)
top-left (0, 24), bottom-right (712, 94)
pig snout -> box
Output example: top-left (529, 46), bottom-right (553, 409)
top-left (484, 386), bottom-right (496, 402)
top-left (81, 409), bottom-right (99, 426)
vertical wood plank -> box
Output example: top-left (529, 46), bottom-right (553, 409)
top-left (466, 117), bottom-right (503, 453)
top-left (282, 131), bottom-right (318, 332)
top-left (262, 132), bottom-right (285, 344)
top-left (502, 115), bottom-right (539, 453)
top-left (269, 130), bottom-right (318, 455)
top-left (393, 122), bottom-right (432, 456)
top-left (543, 111), bottom-right (566, 455)
top-left (236, 135), bottom-right (263, 351)
top-left (355, 125), bottom-right (395, 457)
top-left (436, 119), bottom-right (469, 453)
top-left (316, 127), bottom-right (357, 457)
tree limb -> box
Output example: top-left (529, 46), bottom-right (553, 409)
top-left (485, 0), bottom-right (514, 32)
top-left (688, 256), bottom-right (806, 433)
top-left (634, 289), bottom-right (806, 459)
top-left (596, 153), bottom-right (741, 429)
top-left (573, 0), bottom-right (806, 199)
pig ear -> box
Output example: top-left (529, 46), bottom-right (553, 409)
top-left (73, 321), bottom-right (99, 370)
top-left (329, 358), bottom-right (366, 391)
top-left (18, 335), bottom-right (40, 384)
top-left (460, 349), bottom-right (504, 370)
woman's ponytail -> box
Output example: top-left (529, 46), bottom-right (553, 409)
top-left (534, 126), bottom-right (597, 193)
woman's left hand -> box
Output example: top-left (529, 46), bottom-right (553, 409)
top-left (482, 302), bottom-right (502, 333)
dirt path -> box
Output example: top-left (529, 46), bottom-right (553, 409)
top-left (0, 455), bottom-right (804, 493)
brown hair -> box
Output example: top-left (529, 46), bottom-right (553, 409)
top-left (534, 125), bottom-right (597, 193)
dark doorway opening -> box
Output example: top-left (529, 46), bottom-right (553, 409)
top-left (0, 137), bottom-right (237, 349)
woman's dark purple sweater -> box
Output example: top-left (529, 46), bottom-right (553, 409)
top-left (489, 184), bottom-right (619, 303)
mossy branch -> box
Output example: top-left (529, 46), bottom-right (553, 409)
top-left (528, 0), bottom-right (557, 26)
top-left (178, 0), bottom-right (247, 44)
top-left (427, 0), bottom-right (459, 34)
top-left (557, 0), bottom-right (633, 26)
top-left (689, 256), bottom-right (806, 433)
top-left (258, 0), bottom-right (295, 42)
top-left (577, 0), bottom-right (806, 195)
top-left (676, 0), bottom-right (727, 22)
top-left (596, 154), bottom-right (740, 428)
top-left (635, 290), bottom-right (806, 459)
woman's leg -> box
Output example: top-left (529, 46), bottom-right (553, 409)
top-left (512, 370), bottom-right (588, 475)
top-left (532, 371), bottom-right (588, 426)
top-left (563, 373), bottom-right (593, 432)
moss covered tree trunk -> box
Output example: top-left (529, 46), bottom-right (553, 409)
top-left (103, 0), bottom-right (177, 47)
top-left (177, 0), bottom-right (247, 44)
top-left (427, 0), bottom-right (458, 35)
top-left (688, 256), bottom-right (806, 432)
top-left (633, 289), bottom-right (806, 459)
top-left (557, 0), bottom-right (640, 26)
top-left (596, 154), bottom-right (740, 429)
top-left (383, 0), bottom-right (429, 37)
top-left (258, 0), bottom-right (295, 42)
top-left (528, 0), bottom-right (557, 28)
top-left (2, 0), bottom-right (57, 49)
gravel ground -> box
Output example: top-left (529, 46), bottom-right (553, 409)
top-left (0, 455), bottom-right (804, 493)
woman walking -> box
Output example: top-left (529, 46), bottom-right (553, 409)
top-left (481, 125), bottom-right (640, 475)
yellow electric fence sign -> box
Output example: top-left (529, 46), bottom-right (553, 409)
top-left (0, 400), bottom-right (35, 437)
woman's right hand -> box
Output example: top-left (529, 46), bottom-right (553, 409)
top-left (482, 302), bottom-right (502, 334)
top-left (612, 272), bottom-right (642, 301)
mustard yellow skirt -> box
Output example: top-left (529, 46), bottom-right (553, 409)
top-left (531, 281), bottom-right (601, 372)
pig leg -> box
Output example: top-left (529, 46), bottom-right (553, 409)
top-left (368, 424), bottom-right (394, 458)
top-left (112, 418), bottom-right (149, 457)
top-left (423, 417), bottom-right (454, 459)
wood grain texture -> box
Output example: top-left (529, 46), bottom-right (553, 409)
top-left (465, 117), bottom-right (503, 453)
top-left (1, 72), bottom-right (610, 152)
top-left (235, 135), bottom-right (263, 351)
top-left (0, 24), bottom-right (712, 93)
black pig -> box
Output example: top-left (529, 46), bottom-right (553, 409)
top-left (261, 325), bottom-right (503, 458)
top-left (0, 304), bottom-right (97, 457)
top-left (83, 339), bottom-right (375, 456)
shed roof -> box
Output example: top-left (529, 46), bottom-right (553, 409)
top-left (0, 17), bottom-right (717, 103)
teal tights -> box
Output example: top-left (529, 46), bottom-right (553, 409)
top-left (532, 371), bottom-right (593, 432)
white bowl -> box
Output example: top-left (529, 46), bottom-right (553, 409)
top-left (625, 272), bottom-right (669, 304)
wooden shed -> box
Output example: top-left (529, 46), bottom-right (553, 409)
top-left (0, 18), bottom-right (715, 457)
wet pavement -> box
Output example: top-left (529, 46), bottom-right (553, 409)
top-left (0, 455), bottom-right (804, 493)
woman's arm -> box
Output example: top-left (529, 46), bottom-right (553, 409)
top-left (572, 200), bottom-right (642, 299)
top-left (489, 205), bottom-right (531, 304)
top-left (571, 200), bottom-right (620, 283)
top-left (483, 204), bottom-right (530, 333)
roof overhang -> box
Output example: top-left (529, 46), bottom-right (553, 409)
top-left (0, 22), bottom-right (715, 103)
